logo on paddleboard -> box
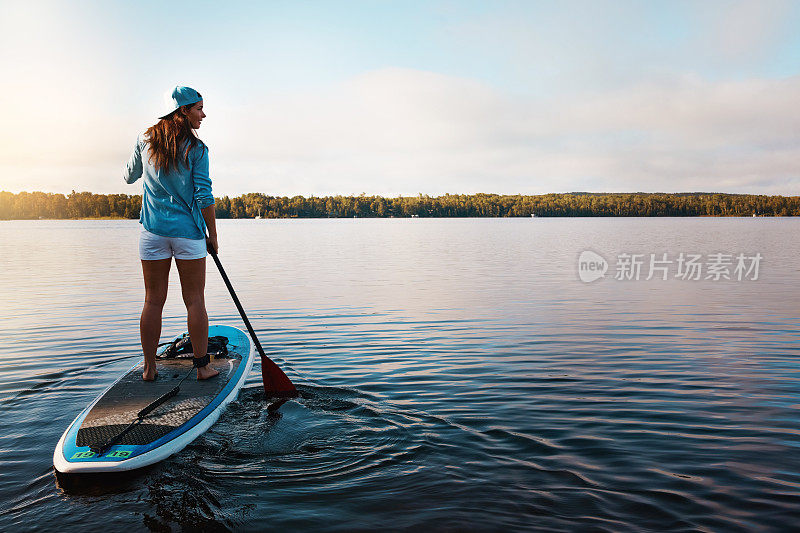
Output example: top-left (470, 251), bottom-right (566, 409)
top-left (578, 250), bottom-right (608, 282)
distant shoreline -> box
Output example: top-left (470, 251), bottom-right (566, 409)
top-left (2, 191), bottom-right (799, 219)
top-left (8, 215), bottom-right (790, 221)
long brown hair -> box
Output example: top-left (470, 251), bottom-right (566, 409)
top-left (144, 100), bottom-right (205, 174)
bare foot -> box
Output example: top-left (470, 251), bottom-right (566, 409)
top-left (196, 364), bottom-right (219, 380)
top-left (142, 366), bottom-right (158, 381)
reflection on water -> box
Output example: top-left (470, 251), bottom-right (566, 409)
top-left (1, 218), bottom-right (800, 531)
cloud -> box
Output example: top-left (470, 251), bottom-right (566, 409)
top-left (2, 67), bottom-right (799, 196)
top-left (204, 68), bottom-right (800, 196)
top-left (705, 0), bottom-right (796, 63)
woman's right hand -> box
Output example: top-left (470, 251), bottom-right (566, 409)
top-left (206, 235), bottom-right (219, 254)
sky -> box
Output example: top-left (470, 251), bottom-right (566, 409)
top-left (0, 0), bottom-right (799, 197)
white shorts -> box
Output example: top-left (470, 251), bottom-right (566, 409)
top-left (139, 229), bottom-right (207, 260)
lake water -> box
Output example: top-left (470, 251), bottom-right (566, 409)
top-left (1, 218), bottom-right (799, 531)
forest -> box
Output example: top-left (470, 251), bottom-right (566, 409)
top-left (2, 190), bottom-right (799, 219)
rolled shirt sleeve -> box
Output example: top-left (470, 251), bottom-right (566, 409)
top-left (124, 134), bottom-right (143, 184)
top-left (192, 143), bottom-right (214, 209)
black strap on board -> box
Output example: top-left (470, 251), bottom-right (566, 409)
top-left (89, 366), bottom-right (194, 456)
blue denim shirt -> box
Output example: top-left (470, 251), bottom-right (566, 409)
top-left (124, 133), bottom-right (214, 239)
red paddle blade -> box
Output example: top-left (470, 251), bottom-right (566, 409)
top-left (261, 355), bottom-right (298, 397)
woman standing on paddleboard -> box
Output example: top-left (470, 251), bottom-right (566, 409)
top-left (124, 85), bottom-right (219, 381)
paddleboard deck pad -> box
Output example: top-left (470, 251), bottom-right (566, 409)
top-left (54, 325), bottom-right (254, 473)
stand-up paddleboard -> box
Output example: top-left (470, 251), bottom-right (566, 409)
top-left (54, 325), bottom-right (254, 474)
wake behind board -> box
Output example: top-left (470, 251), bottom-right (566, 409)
top-left (54, 325), bottom-right (254, 473)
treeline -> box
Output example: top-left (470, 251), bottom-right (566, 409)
top-left (0, 191), bottom-right (142, 219)
top-left (2, 190), bottom-right (800, 220)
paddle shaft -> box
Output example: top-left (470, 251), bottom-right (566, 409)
top-left (208, 247), bottom-right (267, 359)
top-left (168, 192), bottom-right (295, 396)
top-left (207, 245), bottom-right (297, 396)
